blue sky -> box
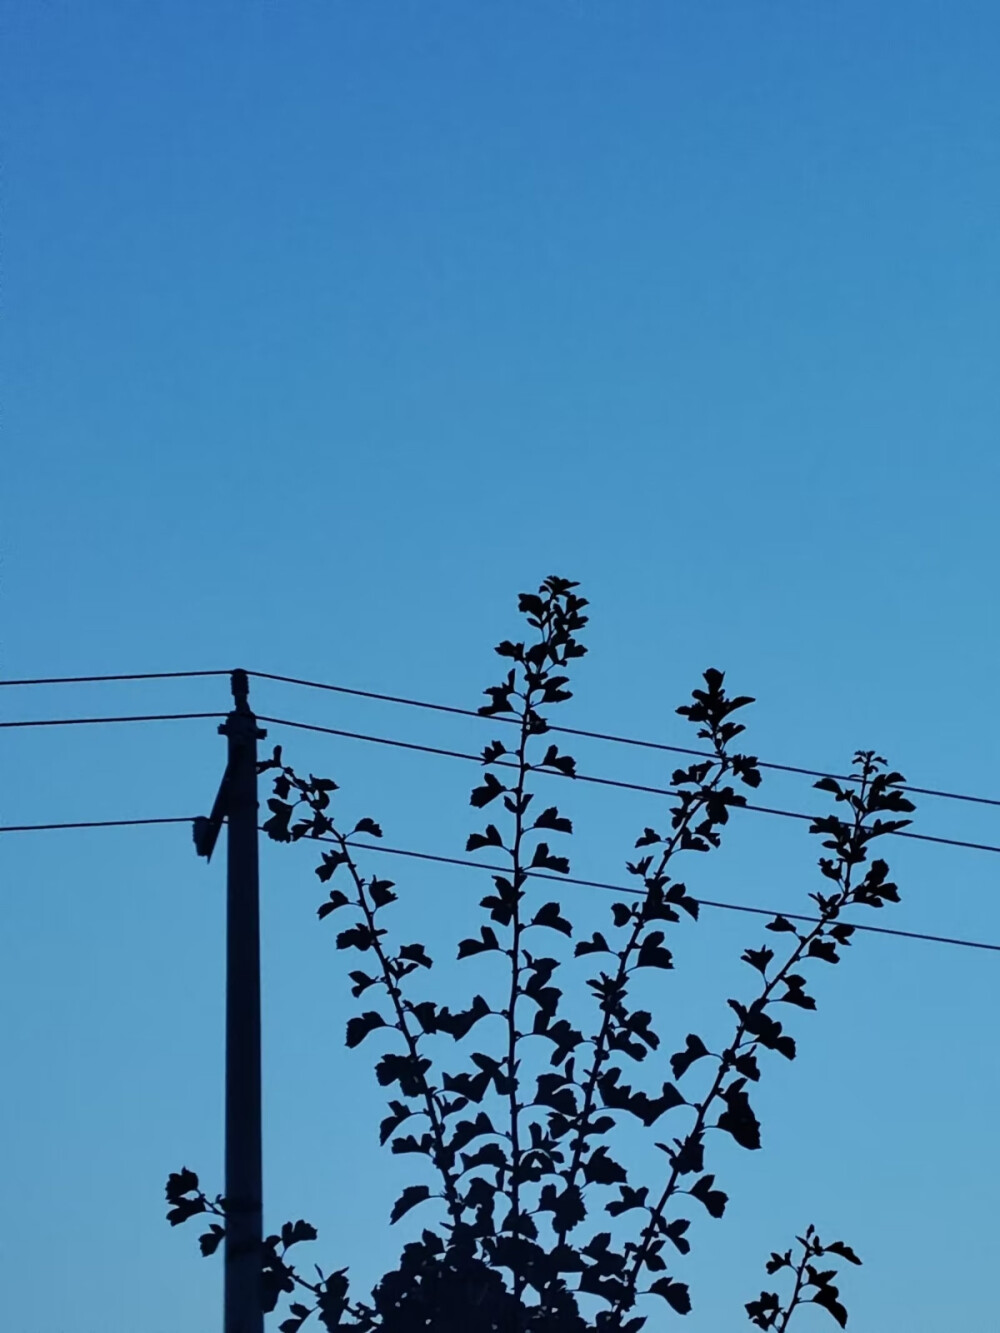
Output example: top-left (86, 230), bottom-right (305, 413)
top-left (2, 2), bottom-right (998, 1329)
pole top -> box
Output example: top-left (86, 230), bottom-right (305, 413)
top-left (231, 668), bottom-right (250, 709)
top-left (220, 669), bottom-right (266, 740)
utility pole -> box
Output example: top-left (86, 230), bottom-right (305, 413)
top-left (194, 669), bottom-right (266, 1333)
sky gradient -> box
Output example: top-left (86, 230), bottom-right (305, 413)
top-left (2, 3), bottom-right (999, 1330)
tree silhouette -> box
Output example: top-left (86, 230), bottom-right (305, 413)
top-left (168, 576), bottom-right (913, 1330)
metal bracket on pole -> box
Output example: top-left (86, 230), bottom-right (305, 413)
top-left (193, 769), bottom-right (230, 862)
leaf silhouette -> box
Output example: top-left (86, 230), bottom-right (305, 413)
top-left (636, 931), bottom-right (673, 970)
top-left (317, 889), bottom-right (350, 919)
top-left (575, 931), bottom-right (612, 957)
top-left (531, 843), bottom-right (570, 875)
top-left (336, 925), bottom-right (374, 952)
top-left (539, 744), bottom-right (576, 777)
top-left (813, 1284), bottom-right (848, 1328)
top-left (398, 942), bottom-right (432, 969)
top-left (649, 1277), bottom-right (692, 1315)
top-left (470, 773), bottom-right (506, 808)
top-left (826, 1240), bottom-right (862, 1265)
top-left (353, 818), bottom-right (383, 838)
top-left (346, 1011), bottom-right (388, 1049)
top-left (690, 1173), bottom-right (728, 1218)
top-left (281, 1219), bottom-right (318, 1247)
top-left (717, 1080), bottom-right (762, 1150)
top-left (670, 1033), bottom-right (709, 1080)
top-left (606, 1184), bottom-right (649, 1218)
top-left (582, 1146), bottom-right (627, 1185)
top-left (466, 824), bottom-right (504, 852)
top-left (368, 878), bottom-right (397, 909)
top-left (389, 1184), bottom-right (431, 1225)
top-left (531, 901), bottom-right (572, 935)
top-left (533, 806), bottom-right (573, 834)
top-left (457, 926), bottom-right (501, 958)
top-left (538, 1182), bottom-right (586, 1233)
top-left (198, 1223), bottom-right (225, 1256)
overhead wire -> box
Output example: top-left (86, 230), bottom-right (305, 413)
top-left (0, 712), bottom-right (225, 729)
top-left (0, 670), bottom-right (230, 686)
top-left (3, 664), bottom-right (999, 811)
top-left (255, 715), bottom-right (1000, 858)
top-left (304, 831), bottom-right (1000, 956)
top-left (0, 814), bottom-right (997, 955)
top-left (2, 708), bottom-right (997, 856)
top-left (0, 816), bottom-right (197, 833)
top-left (249, 670), bottom-right (1000, 812)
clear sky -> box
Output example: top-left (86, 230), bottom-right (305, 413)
top-left (2, 3), bottom-right (998, 1330)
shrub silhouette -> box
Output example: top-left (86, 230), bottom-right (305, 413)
top-left (168, 576), bottom-right (912, 1330)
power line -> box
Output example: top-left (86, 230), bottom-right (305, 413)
top-left (0, 670), bottom-right (230, 687)
top-left (3, 707), bottom-right (996, 857)
top-left (256, 715), bottom-right (1000, 859)
top-left (0, 813), bottom-right (996, 955)
top-left (0, 712), bottom-right (225, 729)
top-left (0, 816), bottom-right (196, 832)
top-left (4, 664), bottom-right (998, 812)
top-left (308, 834), bottom-right (1000, 956)
top-left (250, 671), bottom-right (1000, 812)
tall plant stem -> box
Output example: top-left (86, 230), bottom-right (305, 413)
top-left (336, 833), bottom-right (464, 1225)
top-left (616, 785), bottom-right (873, 1318)
top-left (560, 767), bottom-right (729, 1214)
top-left (504, 683), bottom-right (538, 1308)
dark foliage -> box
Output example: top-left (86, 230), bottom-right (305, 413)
top-left (746, 1226), bottom-right (862, 1330)
top-left (169, 577), bottom-right (913, 1330)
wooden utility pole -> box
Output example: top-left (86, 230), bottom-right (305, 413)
top-left (194, 669), bottom-right (265, 1333)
